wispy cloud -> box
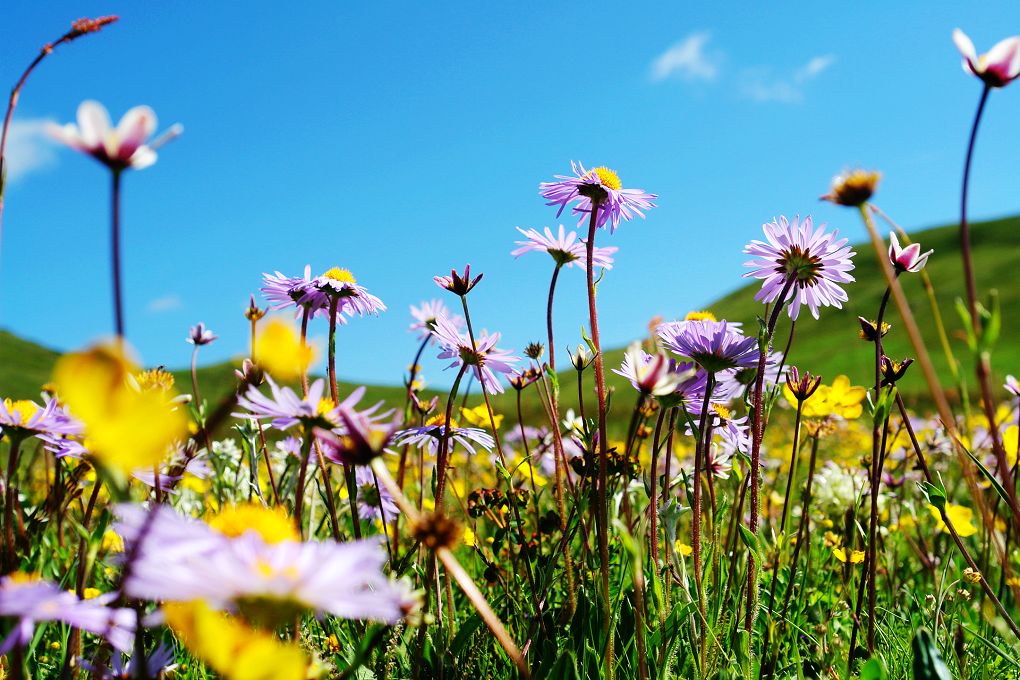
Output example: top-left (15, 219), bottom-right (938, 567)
top-left (147, 294), bottom-right (182, 313)
top-left (649, 32), bottom-right (719, 83)
top-left (740, 54), bottom-right (836, 103)
top-left (4, 118), bottom-right (58, 182)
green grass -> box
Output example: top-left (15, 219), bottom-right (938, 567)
top-left (3, 213), bottom-right (1018, 418)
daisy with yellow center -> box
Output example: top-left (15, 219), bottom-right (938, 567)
top-left (540, 161), bottom-right (657, 233)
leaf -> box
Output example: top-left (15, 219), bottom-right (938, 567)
top-left (951, 430), bottom-right (1012, 510)
top-left (955, 297), bottom-right (978, 352)
top-left (860, 657), bottom-right (888, 680)
top-left (450, 613), bottom-right (484, 657)
top-left (911, 628), bottom-right (951, 680)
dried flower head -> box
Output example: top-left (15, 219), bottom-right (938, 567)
top-left (822, 169), bottom-right (881, 207)
top-left (411, 513), bottom-right (462, 551)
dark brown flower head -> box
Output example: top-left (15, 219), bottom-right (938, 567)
top-left (434, 265), bottom-right (483, 296)
top-left (881, 356), bottom-right (913, 386)
top-left (786, 366), bottom-right (823, 402)
top-left (245, 294), bottom-right (267, 322)
top-left (411, 512), bottom-right (462, 551)
top-left (858, 316), bottom-right (891, 342)
top-left (524, 342), bottom-right (545, 361)
top-left (822, 169), bottom-right (881, 207)
top-left (508, 368), bottom-right (541, 391)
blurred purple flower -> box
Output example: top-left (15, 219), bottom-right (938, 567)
top-left (511, 225), bottom-right (617, 269)
top-left (187, 322), bottom-right (217, 346)
top-left (409, 299), bottom-right (463, 343)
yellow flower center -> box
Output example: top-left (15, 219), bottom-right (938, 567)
top-left (209, 503), bottom-right (299, 544)
top-left (135, 367), bottom-right (175, 392)
top-left (3, 399), bottom-right (40, 425)
top-left (711, 404), bottom-right (731, 421)
top-left (323, 267), bottom-right (357, 284)
top-left (426, 414), bottom-right (458, 430)
top-left (7, 571), bottom-right (39, 584)
top-left (685, 310), bottom-right (717, 322)
top-left (592, 166), bottom-right (621, 191)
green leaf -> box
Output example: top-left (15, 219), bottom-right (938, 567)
top-left (957, 434), bottom-right (1012, 510)
top-left (982, 289), bottom-right (1002, 351)
top-left (911, 628), bottom-right (951, 680)
top-left (955, 297), bottom-right (978, 352)
top-left (450, 613), bottom-right (484, 657)
top-left (860, 657), bottom-right (888, 680)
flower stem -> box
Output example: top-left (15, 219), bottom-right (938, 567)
top-left (3, 436), bottom-right (23, 574)
top-left (111, 170), bottom-right (124, 338)
top-left (546, 263), bottom-right (563, 372)
top-left (693, 372), bottom-right (716, 666)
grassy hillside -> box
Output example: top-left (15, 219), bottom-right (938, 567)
top-left (2, 215), bottom-right (1018, 431)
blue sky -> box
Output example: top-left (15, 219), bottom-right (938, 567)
top-left (3, 2), bottom-right (1020, 389)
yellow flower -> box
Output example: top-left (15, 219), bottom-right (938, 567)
top-left (796, 375), bottom-right (866, 419)
top-left (460, 404), bottom-right (503, 429)
top-left (164, 600), bottom-right (308, 680)
top-left (832, 547), bottom-right (865, 564)
top-left (929, 503), bottom-right (978, 537)
top-left (209, 504), bottom-right (299, 544)
top-left (82, 587), bottom-right (101, 600)
top-left (52, 343), bottom-right (188, 474)
top-left (1004, 425), bottom-right (1018, 468)
top-left (823, 531), bottom-right (841, 548)
top-left (674, 541), bottom-right (693, 557)
top-left (963, 567), bottom-right (982, 584)
top-left (254, 318), bottom-right (316, 381)
top-left (325, 633), bottom-right (341, 655)
top-left (463, 526), bottom-right (476, 547)
top-left (100, 529), bottom-right (124, 554)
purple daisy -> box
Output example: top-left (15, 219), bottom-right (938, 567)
top-left (658, 319), bottom-right (759, 374)
top-left (540, 161), bottom-right (657, 234)
top-left (743, 215), bottom-right (856, 320)
top-left (612, 343), bottom-right (694, 397)
top-left (511, 225), bottom-right (618, 269)
top-left (115, 504), bottom-right (418, 625)
top-left (261, 265), bottom-right (332, 319)
top-left (431, 315), bottom-right (520, 395)
top-left (1006, 375), bottom-right (1020, 399)
top-left (0, 574), bottom-right (136, 655)
top-left (409, 299), bottom-right (464, 343)
top-left (393, 415), bottom-right (495, 455)
top-left (235, 377), bottom-right (330, 430)
top-left (354, 465), bottom-right (400, 523)
top-left (310, 267), bottom-right (387, 317)
top-left (0, 397), bottom-right (82, 441)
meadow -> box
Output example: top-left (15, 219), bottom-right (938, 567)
top-left (2, 15), bottom-right (1020, 680)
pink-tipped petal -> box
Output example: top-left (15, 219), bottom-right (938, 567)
top-left (75, 100), bottom-right (111, 149)
top-left (953, 29), bottom-right (978, 64)
top-left (113, 106), bottom-right (157, 160)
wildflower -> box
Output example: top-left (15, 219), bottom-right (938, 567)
top-left (394, 415), bottom-right (495, 455)
top-left (540, 161), bottom-right (657, 233)
top-left (116, 504), bottom-right (418, 626)
top-left (1004, 375), bottom-right (1019, 398)
top-left (187, 322), bottom-right (217, 346)
top-left (253, 318), bottom-right (316, 381)
top-left (0, 397), bottom-right (81, 441)
top-left (315, 406), bottom-right (401, 466)
top-left (795, 375), bottom-right (866, 419)
top-left (0, 573), bottom-right (135, 654)
top-left (953, 29), bottom-right (1020, 88)
top-left (163, 600), bottom-right (308, 680)
top-left (881, 356), bottom-right (914, 386)
top-left (832, 547), bottom-right (865, 564)
top-left (261, 266), bottom-right (327, 318)
top-left (658, 319), bottom-right (758, 373)
top-left (929, 503), bottom-right (978, 537)
top-left (245, 294), bottom-right (267, 322)
top-left (434, 265), bottom-right (482, 296)
top-left (784, 367), bottom-right (823, 402)
top-left (236, 377), bottom-right (332, 430)
top-left (311, 267), bottom-right (387, 317)
top-left (962, 567), bottom-right (983, 584)
top-left (354, 466), bottom-right (399, 523)
top-left (888, 232), bottom-right (933, 274)
top-left (511, 225), bottom-right (617, 268)
top-left (52, 343), bottom-right (188, 473)
top-left (705, 444), bottom-right (735, 479)
top-left (47, 100), bottom-right (181, 171)
top-left (508, 368), bottom-right (541, 391)
top-left (410, 512), bottom-right (462, 551)
top-left (613, 342), bottom-right (693, 397)
top-left (432, 315), bottom-right (520, 394)
top-left (568, 344), bottom-right (595, 371)
top-left (858, 317), bottom-right (891, 342)
top-left (743, 215), bottom-right (856, 320)
top-left (461, 404), bottom-right (503, 429)
top-left (81, 643), bottom-right (178, 679)
top-left (409, 299), bottom-right (463, 342)
top-left (684, 310), bottom-right (718, 322)
top-left (822, 169), bottom-right (881, 207)
top-left (134, 366), bottom-right (175, 393)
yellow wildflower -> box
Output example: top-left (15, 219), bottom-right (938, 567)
top-left (164, 600), bottom-right (308, 680)
top-left (209, 504), bottom-right (299, 544)
top-left (52, 343), bottom-right (188, 474)
top-left (794, 375), bottom-right (866, 419)
top-left (929, 503), bottom-right (978, 538)
top-left (963, 568), bottom-right (982, 584)
top-left (675, 541), bottom-right (693, 557)
top-left (832, 547), bottom-right (865, 564)
top-left (254, 318), bottom-right (316, 381)
top-left (460, 404), bottom-right (503, 429)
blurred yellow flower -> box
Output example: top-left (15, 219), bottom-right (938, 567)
top-left (254, 318), bottom-right (316, 381)
top-left (461, 404), bottom-right (503, 429)
top-left (832, 547), bottom-right (865, 564)
top-left (929, 503), bottom-right (978, 537)
top-left (100, 529), bottom-right (124, 554)
top-left (53, 343), bottom-right (188, 474)
top-left (793, 375), bottom-right (866, 419)
top-left (674, 541), bottom-right (692, 557)
top-left (463, 526), bottom-right (476, 547)
top-left (209, 504), bottom-right (299, 544)
top-left (164, 600), bottom-right (307, 680)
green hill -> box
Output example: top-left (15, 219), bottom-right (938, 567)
top-left (2, 214), bottom-right (1018, 430)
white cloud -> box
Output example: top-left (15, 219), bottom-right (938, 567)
top-left (740, 54), bottom-right (836, 103)
top-left (650, 32), bottom-right (719, 83)
top-left (147, 294), bottom-right (182, 313)
top-left (4, 118), bottom-right (58, 182)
